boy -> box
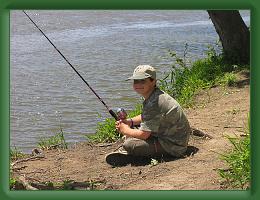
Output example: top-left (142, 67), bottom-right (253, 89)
top-left (106, 65), bottom-right (191, 166)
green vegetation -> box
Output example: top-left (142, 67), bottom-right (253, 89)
top-left (86, 116), bottom-right (119, 143)
top-left (218, 115), bottom-right (250, 189)
top-left (159, 44), bottom-right (246, 107)
top-left (9, 178), bottom-right (17, 190)
top-left (10, 147), bottom-right (25, 190)
top-left (10, 179), bottom-right (104, 190)
top-left (10, 147), bottom-right (26, 160)
top-left (38, 128), bottom-right (68, 150)
top-left (217, 72), bottom-right (238, 87)
top-left (150, 158), bottom-right (159, 167)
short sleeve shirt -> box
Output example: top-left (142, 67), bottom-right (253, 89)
top-left (139, 88), bottom-right (191, 156)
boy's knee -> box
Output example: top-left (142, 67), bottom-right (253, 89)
top-left (123, 138), bottom-right (152, 156)
top-left (122, 139), bottom-right (136, 154)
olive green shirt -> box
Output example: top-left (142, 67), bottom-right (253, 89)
top-left (140, 87), bottom-right (191, 156)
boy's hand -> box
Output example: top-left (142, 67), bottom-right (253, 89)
top-left (115, 120), bottom-right (130, 134)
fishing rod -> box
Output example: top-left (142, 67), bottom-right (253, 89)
top-left (22, 10), bottom-right (122, 121)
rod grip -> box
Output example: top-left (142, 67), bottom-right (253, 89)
top-left (109, 109), bottom-right (118, 121)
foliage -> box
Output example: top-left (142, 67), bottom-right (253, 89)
top-left (150, 158), bottom-right (159, 167)
top-left (9, 178), bottom-right (17, 190)
top-left (38, 128), bottom-right (68, 150)
top-left (87, 104), bottom-right (142, 143)
top-left (218, 115), bottom-right (250, 189)
top-left (86, 116), bottom-right (119, 143)
top-left (158, 43), bottom-right (246, 107)
top-left (10, 179), bottom-right (104, 190)
top-left (10, 147), bottom-right (24, 190)
top-left (61, 179), bottom-right (102, 190)
top-left (217, 72), bottom-right (237, 87)
top-left (127, 103), bottom-right (143, 119)
top-left (10, 147), bottom-right (26, 160)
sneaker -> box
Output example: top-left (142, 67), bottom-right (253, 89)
top-left (105, 147), bottom-right (133, 167)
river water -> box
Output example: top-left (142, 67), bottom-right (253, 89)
top-left (10, 10), bottom-right (250, 153)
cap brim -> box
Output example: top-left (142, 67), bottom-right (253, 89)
top-left (126, 74), bottom-right (151, 81)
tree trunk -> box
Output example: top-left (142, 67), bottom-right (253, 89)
top-left (207, 10), bottom-right (250, 65)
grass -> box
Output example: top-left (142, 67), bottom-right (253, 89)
top-left (158, 44), bottom-right (245, 107)
top-left (217, 72), bottom-right (238, 87)
top-left (10, 179), bottom-right (105, 190)
top-left (10, 147), bottom-right (26, 190)
top-left (37, 128), bottom-right (68, 150)
top-left (218, 115), bottom-right (250, 189)
top-left (86, 116), bottom-right (119, 143)
top-left (9, 178), bottom-right (17, 190)
top-left (10, 147), bottom-right (26, 160)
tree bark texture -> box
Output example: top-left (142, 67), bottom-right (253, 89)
top-left (207, 10), bottom-right (250, 64)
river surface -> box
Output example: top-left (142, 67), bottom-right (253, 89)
top-left (10, 10), bottom-right (250, 153)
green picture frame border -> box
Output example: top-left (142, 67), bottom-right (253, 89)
top-left (1, 0), bottom-right (258, 199)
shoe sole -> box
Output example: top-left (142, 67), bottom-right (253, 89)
top-left (105, 152), bottom-right (133, 167)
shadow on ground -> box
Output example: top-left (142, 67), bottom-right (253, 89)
top-left (126, 145), bottom-right (199, 167)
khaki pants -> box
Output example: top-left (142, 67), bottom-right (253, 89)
top-left (122, 136), bottom-right (169, 157)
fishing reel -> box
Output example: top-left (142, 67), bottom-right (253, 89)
top-left (116, 108), bottom-right (138, 128)
top-left (116, 108), bottom-right (127, 120)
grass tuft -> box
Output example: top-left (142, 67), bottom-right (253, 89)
top-left (37, 128), bottom-right (68, 150)
top-left (218, 114), bottom-right (250, 189)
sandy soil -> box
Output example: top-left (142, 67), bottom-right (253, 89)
top-left (11, 71), bottom-right (250, 190)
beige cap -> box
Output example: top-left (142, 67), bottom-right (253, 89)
top-left (127, 65), bottom-right (156, 80)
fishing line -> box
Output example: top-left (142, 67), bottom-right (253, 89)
top-left (22, 10), bottom-right (118, 120)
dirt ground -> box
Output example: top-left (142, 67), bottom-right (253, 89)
top-left (11, 71), bottom-right (250, 190)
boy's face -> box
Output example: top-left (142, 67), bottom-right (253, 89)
top-left (132, 78), bottom-right (156, 99)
